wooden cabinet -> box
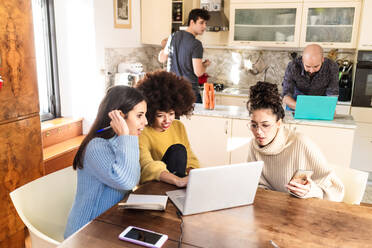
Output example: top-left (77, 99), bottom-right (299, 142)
top-left (0, 0), bottom-right (39, 122)
top-left (181, 115), bottom-right (231, 167)
top-left (358, 0), bottom-right (372, 50)
top-left (229, 2), bottom-right (302, 47)
top-left (293, 124), bottom-right (354, 168)
top-left (41, 118), bottom-right (84, 175)
top-left (0, 117), bottom-right (44, 239)
top-left (230, 119), bottom-right (253, 164)
top-left (0, 0), bottom-right (43, 245)
top-left (301, 1), bottom-right (361, 48)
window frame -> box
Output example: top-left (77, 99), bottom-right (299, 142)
top-left (35, 0), bottom-right (61, 121)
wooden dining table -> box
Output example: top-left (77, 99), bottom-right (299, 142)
top-left (59, 181), bottom-right (372, 248)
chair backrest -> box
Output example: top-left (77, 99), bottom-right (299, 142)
top-left (10, 166), bottom-right (77, 247)
top-left (328, 164), bottom-right (369, 204)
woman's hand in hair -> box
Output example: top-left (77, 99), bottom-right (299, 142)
top-left (108, 110), bottom-right (129, 136)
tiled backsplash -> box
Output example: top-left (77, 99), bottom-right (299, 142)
top-left (105, 46), bottom-right (355, 93)
top-left (105, 46), bottom-right (162, 88)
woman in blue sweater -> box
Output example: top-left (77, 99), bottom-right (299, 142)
top-left (64, 86), bottom-right (147, 238)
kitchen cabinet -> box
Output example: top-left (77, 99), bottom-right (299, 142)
top-left (358, 0), bottom-right (372, 50)
top-left (141, 0), bottom-right (198, 45)
top-left (350, 107), bottom-right (372, 123)
top-left (350, 107), bottom-right (372, 172)
top-left (301, 1), bottom-right (361, 48)
top-left (230, 0), bottom-right (301, 3)
top-left (230, 118), bottom-right (355, 168)
top-left (141, 0), bottom-right (172, 45)
top-left (182, 107), bottom-right (355, 168)
top-left (335, 104), bottom-right (350, 115)
top-left (229, 2), bottom-right (303, 47)
top-left (229, 0), bottom-right (361, 48)
top-left (293, 124), bottom-right (354, 168)
top-left (230, 119), bottom-right (253, 164)
top-left (181, 115), bottom-right (231, 167)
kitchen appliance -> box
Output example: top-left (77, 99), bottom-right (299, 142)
top-left (200, 0), bottom-right (229, 31)
top-left (114, 62), bottom-right (145, 87)
top-left (214, 83), bottom-right (224, 92)
top-left (338, 60), bottom-right (353, 102)
top-left (352, 51), bottom-right (372, 107)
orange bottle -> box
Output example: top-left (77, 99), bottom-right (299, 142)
top-left (203, 83), bottom-right (215, 110)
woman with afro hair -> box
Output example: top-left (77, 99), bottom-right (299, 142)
top-left (136, 70), bottom-right (200, 187)
top-left (246, 81), bottom-right (344, 201)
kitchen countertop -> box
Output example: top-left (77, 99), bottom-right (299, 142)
top-left (214, 88), bottom-right (352, 106)
top-left (191, 103), bottom-right (356, 129)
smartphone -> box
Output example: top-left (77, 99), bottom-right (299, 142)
top-left (288, 170), bottom-right (313, 197)
top-left (289, 170), bottom-right (313, 184)
top-left (118, 226), bottom-right (168, 248)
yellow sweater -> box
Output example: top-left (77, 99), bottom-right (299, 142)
top-left (247, 125), bottom-right (344, 202)
top-left (139, 120), bottom-right (200, 184)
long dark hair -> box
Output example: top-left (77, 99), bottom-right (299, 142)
top-left (247, 81), bottom-right (285, 121)
top-left (73, 86), bottom-right (146, 169)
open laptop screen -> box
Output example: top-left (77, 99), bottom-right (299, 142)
top-left (294, 95), bottom-right (338, 120)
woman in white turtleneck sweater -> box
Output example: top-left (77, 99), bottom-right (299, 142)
top-left (246, 82), bottom-right (344, 202)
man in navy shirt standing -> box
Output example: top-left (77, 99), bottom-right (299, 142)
top-left (159, 9), bottom-right (211, 103)
top-left (282, 44), bottom-right (339, 110)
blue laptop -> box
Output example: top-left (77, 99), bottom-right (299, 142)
top-left (294, 95), bottom-right (338, 120)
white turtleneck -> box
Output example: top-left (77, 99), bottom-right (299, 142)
top-left (247, 126), bottom-right (344, 202)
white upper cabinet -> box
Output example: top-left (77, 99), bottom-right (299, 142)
top-left (300, 1), bottom-right (361, 48)
top-left (230, 0), bottom-right (301, 3)
top-left (229, 2), bottom-right (303, 47)
top-left (141, 0), bottom-right (199, 45)
top-left (141, 0), bottom-right (172, 45)
top-left (229, 0), bottom-right (361, 48)
top-left (358, 0), bottom-right (372, 50)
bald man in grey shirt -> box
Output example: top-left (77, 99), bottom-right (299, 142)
top-left (282, 44), bottom-right (339, 110)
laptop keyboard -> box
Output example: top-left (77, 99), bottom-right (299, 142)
top-left (175, 196), bottom-right (185, 206)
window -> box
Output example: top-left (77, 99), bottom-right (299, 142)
top-left (32, 0), bottom-right (60, 121)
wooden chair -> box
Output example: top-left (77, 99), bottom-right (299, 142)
top-left (328, 164), bottom-right (369, 204)
top-left (10, 166), bottom-right (77, 247)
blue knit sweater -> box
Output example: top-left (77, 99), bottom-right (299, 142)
top-left (64, 135), bottom-right (140, 238)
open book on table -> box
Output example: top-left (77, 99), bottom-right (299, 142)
top-left (118, 194), bottom-right (168, 211)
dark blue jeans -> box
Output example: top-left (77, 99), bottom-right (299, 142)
top-left (161, 144), bottom-right (187, 177)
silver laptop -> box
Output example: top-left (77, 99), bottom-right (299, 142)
top-left (166, 161), bottom-right (263, 215)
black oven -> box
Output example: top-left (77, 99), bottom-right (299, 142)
top-left (352, 51), bottom-right (372, 107)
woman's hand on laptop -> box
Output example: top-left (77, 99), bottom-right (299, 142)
top-left (174, 176), bottom-right (188, 188)
top-left (160, 171), bottom-right (188, 187)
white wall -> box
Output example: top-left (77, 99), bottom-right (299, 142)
top-left (94, 0), bottom-right (142, 72)
top-left (54, 0), bottom-right (142, 132)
